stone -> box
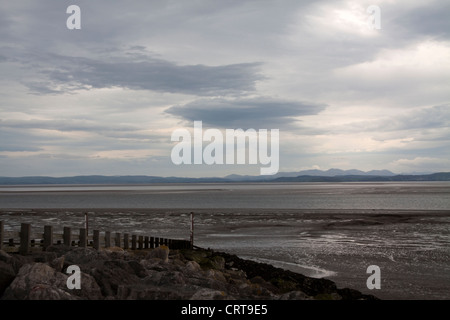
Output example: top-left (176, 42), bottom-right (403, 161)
top-left (90, 260), bottom-right (140, 297)
top-left (277, 290), bottom-right (311, 300)
top-left (146, 245), bottom-right (169, 263)
top-left (190, 288), bottom-right (227, 300)
top-left (0, 261), bottom-right (15, 296)
top-left (28, 284), bottom-right (78, 300)
top-left (2, 263), bottom-right (69, 300)
top-left (0, 250), bottom-right (11, 263)
top-left (185, 260), bottom-right (202, 274)
top-left (50, 256), bottom-right (65, 272)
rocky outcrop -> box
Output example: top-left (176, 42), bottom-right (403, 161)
top-left (0, 247), bottom-right (378, 300)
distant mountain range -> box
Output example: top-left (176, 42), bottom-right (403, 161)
top-left (225, 169), bottom-right (397, 181)
top-left (0, 169), bottom-right (450, 185)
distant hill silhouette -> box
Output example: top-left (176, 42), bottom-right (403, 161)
top-left (0, 171), bottom-right (449, 185)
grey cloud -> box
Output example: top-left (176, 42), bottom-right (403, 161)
top-left (391, 2), bottom-right (450, 41)
top-left (1, 118), bottom-right (166, 142)
top-left (17, 52), bottom-right (263, 96)
top-left (374, 104), bottom-right (450, 133)
top-left (165, 96), bottom-right (327, 129)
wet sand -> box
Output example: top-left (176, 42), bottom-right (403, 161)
top-left (1, 208), bottom-right (449, 299)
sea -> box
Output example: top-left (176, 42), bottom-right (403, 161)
top-left (1, 181), bottom-right (449, 300)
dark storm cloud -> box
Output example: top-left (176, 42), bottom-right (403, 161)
top-left (165, 97), bottom-right (327, 129)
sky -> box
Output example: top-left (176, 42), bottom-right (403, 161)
top-left (0, 0), bottom-right (449, 177)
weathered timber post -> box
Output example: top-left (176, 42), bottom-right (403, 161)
top-left (144, 236), bottom-right (149, 249)
top-left (124, 233), bottom-right (129, 250)
top-left (138, 235), bottom-right (143, 250)
top-left (43, 225), bottom-right (53, 250)
top-left (79, 228), bottom-right (87, 248)
top-left (131, 235), bottom-right (137, 250)
top-left (190, 212), bottom-right (194, 249)
top-left (93, 230), bottom-right (100, 250)
top-left (150, 237), bottom-right (154, 249)
top-left (115, 233), bottom-right (121, 248)
top-left (0, 221), bottom-right (3, 251)
top-left (63, 227), bottom-right (71, 247)
top-left (20, 223), bottom-right (31, 255)
top-left (155, 237), bottom-right (159, 247)
top-left (85, 212), bottom-right (88, 237)
top-left (105, 231), bottom-right (111, 248)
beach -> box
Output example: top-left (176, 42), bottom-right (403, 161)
top-left (1, 207), bottom-right (449, 300)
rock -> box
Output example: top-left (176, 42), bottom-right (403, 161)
top-left (90, 260), bottom-right (140, 297)
top-left (116, 283), bottom-right (189, 300)
top-left (2, 263), bottom-right (70, 300)
top-left (146, 245), bottom-right (169, 262)
top-left (63, 247), bottom-right (108, 268)
top-left (0, 261), bottom-right (15, 296)
top-left (127, 260), bottom-right (147, 278)
top-left (45, 245), bottom-right (73, 256)
top-left (30, 252), bottom-right (58, 264)
top-left (50, 256), bottom-right (65, 272)
top-left (68, 271), bottom-right (104, 300)
top-left (277, 290), bottom-right (311, 300)
top-left (190, 288), bottom-right (227, 300)
top-left (27, 284), bottom-right (78, 300)
top-left (185, 261), bottom-right (202, 274)
top-left (0, 250), bottom-right (11, 263)
top-left (8, 254), bottom-right (33, 274)
top-left (0, 245), bottom-right (378, 300)
top-left (208, 255), bottom-right (225, 270)
top-left (2, 262), bottom-right (103, 300)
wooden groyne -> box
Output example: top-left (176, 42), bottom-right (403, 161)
top-left (0, 221), bottom-right (192, 254)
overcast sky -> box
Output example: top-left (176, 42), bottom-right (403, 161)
top-left (1, 0), bottom-right (449, 177)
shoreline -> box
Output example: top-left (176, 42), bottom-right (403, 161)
top-left (0, 244), bottom-right (378, 300)
top-left (1, 208), bottom-right (449, 300)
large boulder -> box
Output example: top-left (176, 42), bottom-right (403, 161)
top-left (90, 260), bottom-right (140, 297)
top-left (1, 262), bottom-right (103, 300)
top-left (2, 263), bottom-right (73, 300)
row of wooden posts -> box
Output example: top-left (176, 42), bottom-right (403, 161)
top-left (0, 221), bottom-right (192, 254)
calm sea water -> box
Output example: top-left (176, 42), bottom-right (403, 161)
top-left (1, 182), bottom-right (450, 209)
top-left (1, 182), bottom-right (449, 300)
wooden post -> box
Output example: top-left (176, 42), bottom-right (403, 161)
top-left (144, 236), bottom-right (149, 249)
top-left (190, 212), bottom-right (194, 249)
top-left (43, 225), bottom-right (53, 250)
top-left (131, 235), bottom-right (137, 250)
top-left (105, 231), bottom-right (111, 248)
top-left (93, 230), bottom-right (100, 250)
top-left (155, 237), bottom-right (159, 247)
top-left (138, 235), bottom-right (143, 250)
top-left (150, 236), bottom-right (154, 249)
top-left (20, 223), bottom-right (31, 255)
top-left (115, 233), bottom-right (121, 248)
top-left (0, 221), bottom-right (3, 251)
top-left (124, 233), bottom-right (129, 250)
top-left (79, 228), bottom-right (87, 248)
top-left (63, 227), bottom-right (71, 247)
top-left (85, 212), bottom-right (89, 237)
